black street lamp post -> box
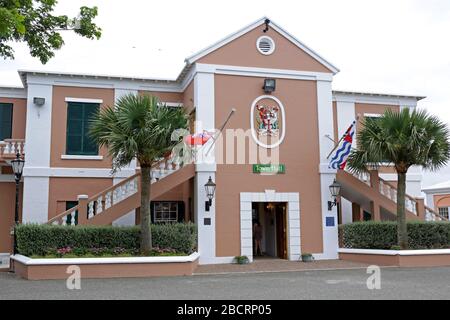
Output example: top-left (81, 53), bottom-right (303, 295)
top-left (11, 152), bottom-right (25, 254)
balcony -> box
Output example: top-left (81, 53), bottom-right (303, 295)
top-left (0, 139), bottom-right (25, 161)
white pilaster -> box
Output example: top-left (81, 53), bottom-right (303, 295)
top-left (316, 79), bottom-right (339, 260)
top-left (111, 89), bottom-right (138, 226)
top-left (114, 89), bottom-right (138, 171)
top-left (22, 83), bottom-right (53, 223)
top-left (336, 101), bottom-right (356, 140)
top-left (193, 69), bottom-right (217, 265)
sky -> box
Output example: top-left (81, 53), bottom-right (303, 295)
top-left (1, 0), bottom-right (450, 187)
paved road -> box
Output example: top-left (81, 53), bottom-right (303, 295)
top-left (1, 267), bottom-right (449, 300)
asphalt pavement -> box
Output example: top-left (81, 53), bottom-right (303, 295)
top-left (1, 266), bottom-right (449, 300)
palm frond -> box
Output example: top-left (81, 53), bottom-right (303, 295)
top-left (89, 93), bottom-right (188, 172)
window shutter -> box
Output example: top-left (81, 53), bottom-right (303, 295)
top-left (177, 201), bottom-right (185, 222)
top-left (0, 103), bottom-right (13, 141)
top-left (66, 102), bottom-right (99, 155)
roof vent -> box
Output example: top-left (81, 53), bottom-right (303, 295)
top-left (257, 36), bottom-right (275, 55)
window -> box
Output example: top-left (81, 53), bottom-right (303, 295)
top-left (438, 207), bottom-right (449, 220)
top-left (0, 103), bottom-right (13, 141)
top-left (66, 102), bottom-right (99, 155)
top-left (153, 202), bottom-right (179, 223)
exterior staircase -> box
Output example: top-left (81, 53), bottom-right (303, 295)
top-left (47, 157), bottom-right (195, 226)
top-left (337, 169), bottom-right (448, 222)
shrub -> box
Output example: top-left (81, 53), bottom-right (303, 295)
top-left (16, 223), bottom-right (197, 257)
top-left (339, 221), bottom-right (450, 250)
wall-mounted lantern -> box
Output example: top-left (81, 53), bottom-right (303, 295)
top-left (33, 97), bottom-right (45, 106)
top-left (263, 78), bottom-right (276, 94)
top-left (328, 179), bottom-right (341, 211)
top-left (204, 176), bottom-right (216, 212)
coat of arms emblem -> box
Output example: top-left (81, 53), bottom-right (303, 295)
top-left (251, 96), bottom-right (286, 149)
top-left (256, 105), bottom-right (280, 137)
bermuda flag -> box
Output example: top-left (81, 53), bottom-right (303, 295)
top-left (329, 121), bottom-right (356, 170)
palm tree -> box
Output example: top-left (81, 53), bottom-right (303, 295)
top-left (89, 94), bottom-right (188, 253)
top-left (347, 108), bottom-right (450, 249)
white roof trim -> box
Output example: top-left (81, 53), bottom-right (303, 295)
top-left (0, 86), bottom-right (27, 99)
top-left (333, 90), bottom-right (426, 101)
top-left (185, 16), bottom-right (340, 75)
top-left (422, 180), bottom-right (450, 193)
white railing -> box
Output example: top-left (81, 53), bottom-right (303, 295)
top-left (48, 153), bottom-right (185, 226)
top-left (379, 179), bottom-right (417, 215)
top-left (0, 139), bottom-right (25, 158)
top-left (150, 156), bottom-right (181, 183)
top-left (425, 206), bottom-right (449, 222)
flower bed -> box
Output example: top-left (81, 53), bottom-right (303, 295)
top-left (12, 223), bottom-right (199, 280)
top-left (16, 223), bottom-right (197, 257)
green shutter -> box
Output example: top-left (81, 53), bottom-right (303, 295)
top-left (0, 103), bottom-right (13, 141)
top-left (66, 102), bottom-right (99, 155)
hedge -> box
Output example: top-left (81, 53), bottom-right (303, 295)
top-left (339, 221), bottom-right (450, 250)
top-left (16, 223), bottom-right (197, 257)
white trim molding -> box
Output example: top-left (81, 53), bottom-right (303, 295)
top-left (196, 63), bottom-right (333, 82)
top-left (11, 252), bottom-right (200, 265)
top-left (0, 86), bottom-right (27, 99)
top-left (61, 155), bottom-right (104, 161)
top-left (240, 191), bottom-right (301, 262)
top-left (338, 248), bottom-right (450, 256)
top-left (65, 97), bottom-right (103, 104)
top-left (23, 167), bottom-right (135, 178)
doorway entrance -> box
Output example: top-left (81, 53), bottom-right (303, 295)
top-left (252, 202), bottom-right (287, 260)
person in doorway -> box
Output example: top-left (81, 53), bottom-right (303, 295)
top-left (253, 221), bottom-right (263, 256)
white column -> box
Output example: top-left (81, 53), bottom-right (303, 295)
top-left (336, 101), bottom-right (356, 138)
top-left (22, 82), bottom-right (53, 223)
top-left (114, 88), bottom-right (138, 172)
top-left (193, 70), bottom-right (217, 264)
top-left (316, 79), bottom-right (339, 260)
top-left (112, 88), bottom-right (138, 226)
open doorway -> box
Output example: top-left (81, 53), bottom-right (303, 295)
top-left (252, 202), bottom-right (287, 260)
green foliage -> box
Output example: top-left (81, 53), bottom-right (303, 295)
top-left (0, 0), bottom-right (101, 64)
top-left (346, 108), bottom-right (450, 248)
top-left (234, 256), bottom-right (249, 264)
top-left (339, 221), bottom-right (450, 250)
top-left (16, 223), bottom-right (197, 257)
top-left (89, 94), bottom-right (188, 172)
top-left (347, 108), bottom-right (450, 175)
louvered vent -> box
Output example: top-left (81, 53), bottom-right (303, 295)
top-left (257, 36), bottom-right (275, 55)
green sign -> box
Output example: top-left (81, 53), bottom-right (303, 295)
top-left (253, 164), bottom-right (286, 174)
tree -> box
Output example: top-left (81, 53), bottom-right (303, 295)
top-left (0, 0), bottom-right (101, 64)
top-left (89, 94), bottom-right (188, 253)
top-left (347, 109), bottom-right (450, 249)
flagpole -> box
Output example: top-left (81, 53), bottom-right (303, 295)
top-left (205, 108), bottom-right (236, 156)
top-left (326, 120), bottom-right (356, 160)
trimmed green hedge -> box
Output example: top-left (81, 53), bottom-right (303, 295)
top-left (16, 223), bottom-right (197, 257)
top-left (339, 221), bottom-right (450, 250)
